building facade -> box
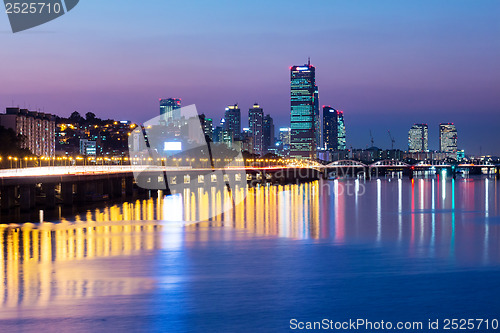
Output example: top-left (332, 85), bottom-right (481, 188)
top-left (408, 124), bottom-right (428, 153)
top-left (322, 106), bottom-right (346, 151)
top-left (314, 85), bottom-right (320, 149)
top-left (0, 107), bottom-right (56, 157)
top-left (248, 103), bottom-right (264, 155)
top-left (439, 123), bottom-right (458, 157)
top-left (203, 117), bottom-right (213, 140)
top-left (263, 114), bottom-right (274, 154)
top-left (279, 127), bottom-right (291, 145)
top-left (224, 104), bottom-right (241, 141)
top-left (79, 139), bottom-right (97, 156)
top-left (290, 60), bottom-right (318, 159)
top-left (160, 98), bottom-right (181, 123)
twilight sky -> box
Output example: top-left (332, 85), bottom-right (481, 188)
top-left (1, 0), bottom-right (499, 154)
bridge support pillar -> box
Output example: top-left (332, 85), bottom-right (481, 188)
top-left (112, 178), bottom-right (123, 198)
top-left (95, 180), bottom-right (104, 196)
top-left (44, 183), bottom-right (56, 209)
top-left (20, 185), bottom-right (35, 212)
top-left (125, 177), bottom-right (134, 196)
top-left (1, 186), bottom-right (16, 211)
top-left (103, 179), bottom-right (112, 197)
top-left (61, 182), bottom-right (74, 206)
top-left (75, 181), bottom-right (87, 203)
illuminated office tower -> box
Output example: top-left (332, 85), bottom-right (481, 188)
top-left (279, 127), bottom-right (291, 145)
top-left (198, 114), bottom-right (213, 141)
top-left (322, 106), bottom-right (346, 151)
top-left (203, 117), bottom-right (213, 139)
top-left (439, 123), bottom-right (458, 157)
top-left (408, 124), bottom-right (428, 152)
top-left (290, 59), bottom-right (318, 159)
top-left (159, 98), bottom-right (181, 123)
top-left (262, 114), bottom-right (274, 154)
top-left (314, 85), bottom-right (320, 148)
top-left (248, 103), bottom-right (264, 154)
top-left (224, 104), bottom-right (241, 140)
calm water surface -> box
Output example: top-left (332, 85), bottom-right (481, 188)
top-left (1, 177), bottom-right (500, 332)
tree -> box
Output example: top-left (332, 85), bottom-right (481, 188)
top-left (69, 111), bottom-right (83, 123)
top-left (85, 112), bottom-right (96, 122)
top-left (0, 126), bottom-right (31, 156)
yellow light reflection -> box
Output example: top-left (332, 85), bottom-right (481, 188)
top-left (0, 198), bottom-right (165, 309)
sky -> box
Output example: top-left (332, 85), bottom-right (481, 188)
top-left (1, 0), bottom-right (499, 155)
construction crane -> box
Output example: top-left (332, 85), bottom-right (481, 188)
top-left (387, 130), bottom-right (395, 150)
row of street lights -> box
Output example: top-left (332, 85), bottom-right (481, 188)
top-left (0, 155), bottom-right (303, 169)
top-left (0, 155), bottom-right (131, 169)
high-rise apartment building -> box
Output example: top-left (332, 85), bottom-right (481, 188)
top-left (0, 107), bottom-right (56, 157)
top-left (160, 98), bottom-right (181, 123)
top-left (439, 123), bottom-right (458, 157)
top-left (322, 106), bottom-right (346, 151)
top-left (290, 59), bottom-right (318, 159)
top-left (248, 103), bottom-right (264, 155)
top-left (224, 104), bottom-right (241, 141)
top-left (408, 124), bottom-right (428, 153)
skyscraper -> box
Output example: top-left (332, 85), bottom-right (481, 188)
top-left (314, 85), bottom-right (320, 149)
top-left (408, 124), bottom-right (428, 153)
top-left (203, 117), bottom-right (213, 140)
top-left (262, 114), bottom-right (274, 154)
top-left (224, 104), bottom-right (241, 140)
top-left (439, 123), bottom-right (458, 157)
top-left (198, 114), bottom-right (213, 141)
top-left (322, 106), bottom-right (346, 151)
top-left (279, 127), bottom-right (291, 145)
top-left (159, 98), bottom-right (181, 123)
top-left (248, 103), bottom-right (264, 155)
top-left (290, 59), bottom-right (318, 159)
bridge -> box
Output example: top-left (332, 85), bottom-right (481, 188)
top-left (0, 161), bottom-right (498, 212)
top-left (321, 159), bottom-right (499, 178)
top-left (323, 159), bottom-right (498, 169)
top-left (0, 165), bottom-right (321, 212)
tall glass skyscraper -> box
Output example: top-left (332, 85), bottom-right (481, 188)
top-left (322, 106), bottom-right (346, 151)
top-left (408, 124), bottom-right (428, 152)
top-left (224, 104), bottom-right (241, 141)
top-left (290, 59), bottom-right (318, 159)
top-left (439, 123), bottom-right (458, 157)
top-left (263, 114), bottom-right (274, 154)
top-left (160, 98), bottom-right (181, 123)
top-left (314, 85), bottom-right (320, 149)
top-left (248, 103), bottom-right (264, 155)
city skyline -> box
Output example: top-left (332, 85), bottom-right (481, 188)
top-left (1, 1), bottom-right (499, 154)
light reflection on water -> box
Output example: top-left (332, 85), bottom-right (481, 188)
top-left (1, 177), bottom-right (500, 329)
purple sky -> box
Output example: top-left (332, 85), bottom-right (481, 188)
top-left (1, 0), bottom-right (499, 154)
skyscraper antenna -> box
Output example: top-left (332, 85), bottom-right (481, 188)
top-left (308, 57), bottom-right (310, 66)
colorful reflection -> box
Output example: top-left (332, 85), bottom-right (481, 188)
top-left (184, 182), bottom-right (322, 240)
top-left (2, 177), bottom-right (500, 312)
top-left (0, 220), bottom-right (162, 309)
top-left (179, 178), bottom-right (500, 265)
